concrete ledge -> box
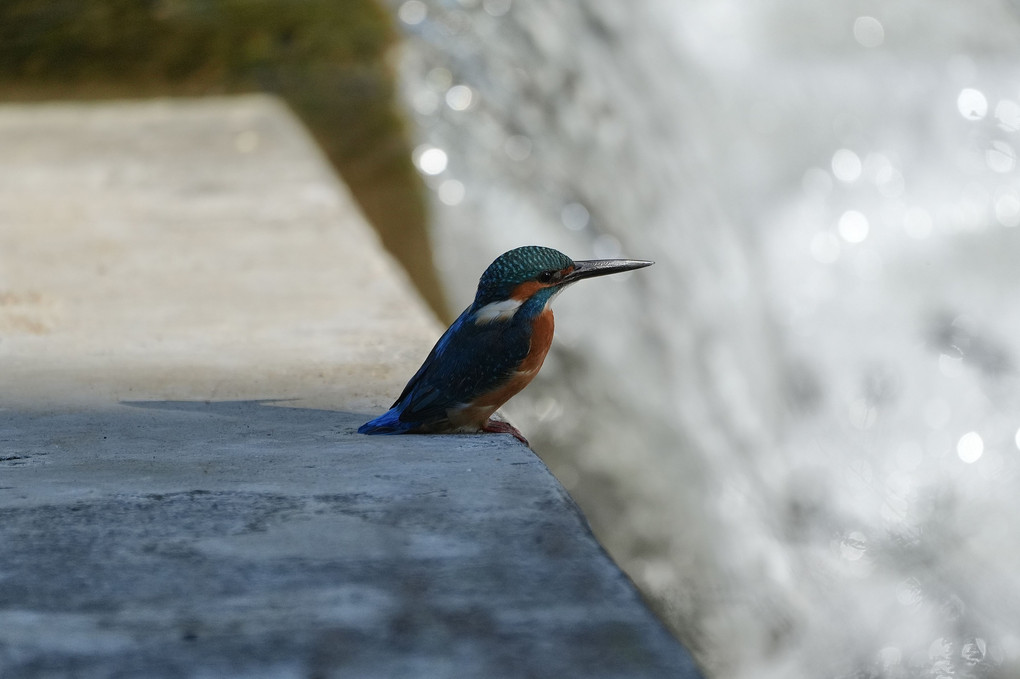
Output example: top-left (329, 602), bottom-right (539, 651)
top-left (0, 97), bottom-right (701, 677)
top-left (1, 401), bottom-right (697, 677)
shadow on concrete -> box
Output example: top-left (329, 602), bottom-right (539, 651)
top-left (120, 398), bottom-right (365, 429)
top-left (121, 397), bottom-right (360, 418)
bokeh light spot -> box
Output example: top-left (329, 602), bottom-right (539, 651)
top-left (986, 140), bottom-right (1016, 173)
top-left (957, 88), bottom-right (988, 120)
top-left (503, 135), bottom-right (532, 161)
top-left (398, 0), bottom-right (427, 25)
top-left (994, 190), bottom-right (1020, 227)
top-left (995, 99), bottom-right (1020, 131)
top-left (561, 202), bottom-right (590, 231)
top-left (832, 149), bottom-right (862, 182)
top-left (445, 85), bottom-right (473, 111)
top-left (853, 16), bottom-right (885, 48)
top-left (411, 90), bottom-right (439, 115)
top-left (875, 167), bottom-right (905, 198)
top-left (437, 179), bottom-right (465, 206)
top-left (425, 67), bottom-right (453, 91)
top-left (957, 431), bottom-right (984, 463)
top-left (838, 210), bottom-right (870, 243)
top-left (810, 232), bottom-right (840, 263)
top-left (415, 146), bottom-right (448, 175)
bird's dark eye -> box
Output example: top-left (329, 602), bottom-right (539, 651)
top-left (536, 270), bottom-right (558, 284)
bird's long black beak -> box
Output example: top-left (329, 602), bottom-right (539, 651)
top-left (562, 258), bottom-right (653, 284)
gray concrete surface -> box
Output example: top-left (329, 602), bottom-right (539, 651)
top-left (0, 97), bottom-right (701, 677)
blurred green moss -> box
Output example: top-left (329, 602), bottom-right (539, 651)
top-left (0, 0), bottom-right (447, 318)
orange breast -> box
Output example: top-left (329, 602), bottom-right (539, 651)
top-left (448, 310), bottom-right (555, 430)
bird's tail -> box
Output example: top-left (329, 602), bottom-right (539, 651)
top-left (357, 409), bottom-right (415, 435)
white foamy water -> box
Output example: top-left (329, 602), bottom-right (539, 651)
top-left (391, 2), bottom-right (1020, 677)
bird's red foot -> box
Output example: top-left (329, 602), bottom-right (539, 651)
top-left (483, 419), bottom-right (529, 446)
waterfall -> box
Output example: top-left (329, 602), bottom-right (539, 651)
top-left (391, 1), bottom-right (1020, 677)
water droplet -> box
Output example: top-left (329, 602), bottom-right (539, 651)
top-left (840, 531), bottom-right (867, 560)
top-left (810, 232), bottom-right (840, 264)
top-left (853, 16), bottom-right (885, 48)
top-left (849, 398), bottom-right (877, 429)
top-left (445, 84), bottom-right (473, 111)
top-left (938, 352), bottom-right (964, 378)
top-left (897, 577), bottom-right (923, 606)
top-left (832, 148), bottom-right (862, 182)
top-left (398, 0), bottom-right (427, 25)
top-left (437, 179), bottom-right (465, 206)
top-left (957, 431), bottom-right (984, 463)
top-left (414, 146), bottom-right (448, 175)
top-left (838, 210), bottom-right (869, 243)
top-left (961, 638), bottom-right (987, 665)
top-left (930, 637), bottom-right (953, 660)
top-left (958, 88), bottom-right (988, 120)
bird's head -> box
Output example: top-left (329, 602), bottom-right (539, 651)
top-left (471, 246), bottom-right (652, 321)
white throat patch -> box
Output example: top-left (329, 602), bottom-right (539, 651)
top-left (473, 298), bottom-right (524, 324)
top-left (544, 287), bottom-right (563, 310)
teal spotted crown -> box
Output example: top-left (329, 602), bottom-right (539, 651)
top-left (474, 246), bottom-right (574, 306)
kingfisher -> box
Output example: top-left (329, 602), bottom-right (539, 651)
top-left (358, 245), bottom-right (652, 444)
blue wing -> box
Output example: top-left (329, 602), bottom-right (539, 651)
top-left (359, 307), bottom-right (532, 433)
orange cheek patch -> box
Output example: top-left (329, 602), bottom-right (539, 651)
top-left (510, 265), bottom-right (572, 300)
top-left (510, 280), bottom-right (546, 300)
